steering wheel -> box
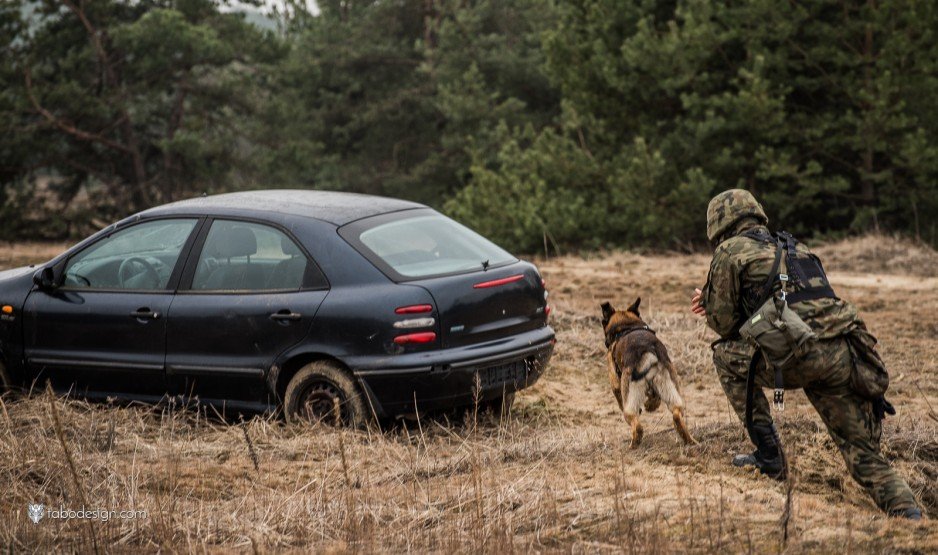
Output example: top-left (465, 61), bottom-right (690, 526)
top-left (68, 273), bottom-right (91, 287)
top-left (118, 257), bottom-right (161, 289)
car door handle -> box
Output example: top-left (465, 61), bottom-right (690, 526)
top-left (270, 310), bottom-right (302, 321)
top-left (130, 308), bottom-right (160, 320)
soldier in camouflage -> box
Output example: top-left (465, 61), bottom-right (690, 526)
top-left (690, 189), bottom-right (922, 519)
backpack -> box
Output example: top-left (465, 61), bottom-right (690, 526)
top-left (737, 230), bottom-right (827, 376)
top-left (735, 230), bottom-right (892, 419)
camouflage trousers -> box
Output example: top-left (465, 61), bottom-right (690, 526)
top-left (712, 336), bottom-right (918, 513)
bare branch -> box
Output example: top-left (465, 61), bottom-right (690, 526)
top-left (61, 0), bottom-right (151, 205)
top-left (61, 0), bottom-right (112, 82)
top-left (23, 67), bottom-right (131, 153)
top-left (161, 83), bottom-right (190, 202)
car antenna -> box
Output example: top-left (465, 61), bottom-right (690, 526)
top-left (482, 259), bottom-right (490, 271)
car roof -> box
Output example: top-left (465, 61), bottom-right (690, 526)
top-left (142, 189), bottom-right (427, 226)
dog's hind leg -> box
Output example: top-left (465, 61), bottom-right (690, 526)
top-left (607, 351), bottom-right (623, 411)
top-left (671, 406), bottom-right (697, 446)
top-left (621, 373), bottom-right (646, 448)
top-left (652, 364), bottom-right (698, 446)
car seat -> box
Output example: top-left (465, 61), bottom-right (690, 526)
top-left (199, 226), bottom-right (268, 290)
top-left (265, 235), bottom-right (307, 290)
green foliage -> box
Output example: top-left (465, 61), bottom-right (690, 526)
top-left (446, 123), bottom-right (597, 254)
top-left (534, 0), bottom-right (938, 248)
top-left (259, 0), bottom-right (559, 206)
top-left (1, 0), bottom-right (937, 250)
top-left (0, 0), bottom-right (282, 234)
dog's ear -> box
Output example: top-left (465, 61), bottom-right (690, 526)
top-left (627, 297), bottom-right (641, 317)
top-left (600, 302), bottom-right (616, 327)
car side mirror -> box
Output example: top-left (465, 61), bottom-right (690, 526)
top-left (33, 267), bottom-right (56, 290)
top-left (33, 261), bottom-right (65, 290)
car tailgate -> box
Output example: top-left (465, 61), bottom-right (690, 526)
top-left (410, 262), bottom-right (547, 348)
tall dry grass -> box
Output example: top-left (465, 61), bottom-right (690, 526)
top-left (2, 234), bottom-right (937, 552)
top-left (1, 389), bottom-right (790, 552)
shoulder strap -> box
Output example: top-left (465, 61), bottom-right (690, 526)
top-left (764, 238), bottom-right (785, 298)
top-left (749, 236), bottom-right (786, 310)
top-left (730, 230), bottom-right (785, 334)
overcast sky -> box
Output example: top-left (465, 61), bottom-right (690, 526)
top-left (227, 1), bottom-right (321, 15)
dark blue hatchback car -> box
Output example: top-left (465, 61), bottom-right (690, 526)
top-left (0, 190), bottom-right (554, 424)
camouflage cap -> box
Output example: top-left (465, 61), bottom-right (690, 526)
top-left (706, 189), bottom-right (768, 242)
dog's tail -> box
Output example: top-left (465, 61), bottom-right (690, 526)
top-left (637, 352), bottom-right (662, 413)
top-left (645, 387), bottom-right (661, 413)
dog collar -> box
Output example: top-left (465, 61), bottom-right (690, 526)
top-left (605, 324), bottom-right (655, 349)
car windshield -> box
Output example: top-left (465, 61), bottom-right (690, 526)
top-left (356, 214), bottom-right (516, 278)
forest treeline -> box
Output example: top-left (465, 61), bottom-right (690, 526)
top-left (2, 0), bottom-right (937, 251)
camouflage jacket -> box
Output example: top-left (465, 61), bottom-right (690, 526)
top-left (701, 219), bottom-right (861, 340)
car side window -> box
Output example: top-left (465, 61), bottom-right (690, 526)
top-left (190, 220), bottom-right (310, 291)
top-left (63, 219), bottom-right (198, 290)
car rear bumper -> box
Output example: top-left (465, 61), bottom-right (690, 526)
top-left (349, 326), bottom-right (555, 418)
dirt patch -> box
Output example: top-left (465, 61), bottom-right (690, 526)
top-left (1, 237), bottom-right (936, 552)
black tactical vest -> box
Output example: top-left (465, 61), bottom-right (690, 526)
top-left (740, 229), bottom-right (837, 316)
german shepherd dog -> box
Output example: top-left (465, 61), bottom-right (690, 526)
top-left (601, 298), bottom-right (697, 448)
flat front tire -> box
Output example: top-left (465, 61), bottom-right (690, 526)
top-left (283, 361), bottom-right (367, 427)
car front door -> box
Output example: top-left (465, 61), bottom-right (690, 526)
top-left (166, 218), bottom-right (329, 409)
top-left (23, 218), bottom-right (202, 400)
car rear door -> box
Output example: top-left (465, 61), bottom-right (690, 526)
top-left (165, 218), bottom-right (329, 408)
top-left (23, 217), bottom-right (202, 399)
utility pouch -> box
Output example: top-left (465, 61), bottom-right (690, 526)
top-left (845, 326), bottom-right (889, 399)
top-left (739, 294), bottom-right (818, 372)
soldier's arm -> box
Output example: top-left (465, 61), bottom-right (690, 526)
top-left (701, 246), bottom-right (741, 338)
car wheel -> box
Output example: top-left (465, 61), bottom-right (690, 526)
top-left (283, 361), bottom-right (367, 427)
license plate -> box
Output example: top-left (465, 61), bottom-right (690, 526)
top-left (476, 361), bottom-right (527, 389)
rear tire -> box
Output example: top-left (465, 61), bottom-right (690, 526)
top-left (283, 361), bottom-right (367, 427)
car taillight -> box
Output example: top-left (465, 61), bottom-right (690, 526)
top-left (395, 304), bottom-right (433, 314)
top-left (541, 277), bottom-right (550, 319)
top-left (393, 332), bottom-right (437, 345)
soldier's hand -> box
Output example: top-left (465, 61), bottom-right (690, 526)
top-left (691, 288), bottom-right (706, 317)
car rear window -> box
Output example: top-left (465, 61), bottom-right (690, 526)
top-left (350, 213), bottom-right (516, 279)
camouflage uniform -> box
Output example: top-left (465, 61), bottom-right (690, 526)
top-left (701, 189), bottom-right (918, 515)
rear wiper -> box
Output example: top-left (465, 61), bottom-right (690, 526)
top-left (481, 259), bottom-right (490, 271)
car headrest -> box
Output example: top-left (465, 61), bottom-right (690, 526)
top-left (213, 226), bottom-right (257, 258)
top-left (281, 235), bottom-right (302, 256)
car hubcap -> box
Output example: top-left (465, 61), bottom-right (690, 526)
top-left (298, 380), bottom-right (348, 425)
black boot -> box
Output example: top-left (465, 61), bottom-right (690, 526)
top-left (732, 423), bottom-right (785, 480)
top-left (888, 507), bottom-right (922, 520)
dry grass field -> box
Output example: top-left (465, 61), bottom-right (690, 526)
top-left (1, 236), bottom-right (936, 553)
